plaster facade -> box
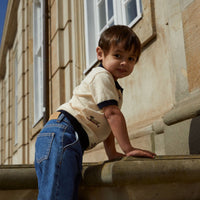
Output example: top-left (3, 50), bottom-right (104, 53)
top-left (0, 0), bottom-right (200, 165)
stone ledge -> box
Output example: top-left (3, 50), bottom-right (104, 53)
top-left (163, 91), bottom-right (200, 126)
top-left (80, 155), bottom-right (200, 200)
top-left (82, 155), bottom-right (200, 186)
top-left (0, 164), bottom-right (37, 190)
top-left (1, 155), bottom-right (200, 200)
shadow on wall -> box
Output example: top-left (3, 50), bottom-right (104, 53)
top-left (189, 115), bottom-right (200, 154)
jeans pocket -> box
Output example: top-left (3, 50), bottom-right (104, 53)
top-left (63, 132), bottom-right (79, 151)
top-left (35, 132), bottom-right (55, 164)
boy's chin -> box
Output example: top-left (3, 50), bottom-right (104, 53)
top-left (116, 74), bottom-right (128, 79)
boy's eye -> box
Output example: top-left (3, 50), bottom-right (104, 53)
top-left (114, 54), bottom-right (121, 58)
top-left (129, 57), bottom-right (136, 62)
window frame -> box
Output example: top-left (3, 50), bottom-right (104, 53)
top-left (33, 0), bottom-right (44, 124)
top-left (84, 0), bottom-right (142, 73)
top-left (121, 0), bottom-right (142, 28)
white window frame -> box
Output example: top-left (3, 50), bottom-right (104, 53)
top-left (84, 0), bottom-right (142, 73)
top-left (33, 0), bottom-right (44, 124)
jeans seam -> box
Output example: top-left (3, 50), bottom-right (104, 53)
top-left (55, 164), bottom-right (61, 200)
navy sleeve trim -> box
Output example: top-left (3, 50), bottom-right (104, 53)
top-left (97, 100), bottom-right (118, 109)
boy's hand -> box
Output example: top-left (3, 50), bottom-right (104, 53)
top-left (126, 148), bottom-right (156, 158)
top-left (108, 152), bottom-right (125, 160)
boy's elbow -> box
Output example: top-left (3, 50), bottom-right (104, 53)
top-left (103, 105), bottom-right (122, 120)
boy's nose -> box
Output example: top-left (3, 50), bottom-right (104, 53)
top-left (120, 60), bottom-right (127, 66)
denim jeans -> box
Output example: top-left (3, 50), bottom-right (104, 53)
top-left (35, 113), bottom-right (84, 200)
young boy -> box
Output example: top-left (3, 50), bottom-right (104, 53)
top-left (35, 25), bottom-right (156, 200)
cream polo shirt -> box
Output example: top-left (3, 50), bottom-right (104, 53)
top-left (57, 66), bottom-right (123, 149)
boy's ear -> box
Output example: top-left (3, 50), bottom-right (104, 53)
top-left (96, 47), bottom-right (104, 61)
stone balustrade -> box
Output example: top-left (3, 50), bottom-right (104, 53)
top-left (1, 155), bottom-right (200, 200)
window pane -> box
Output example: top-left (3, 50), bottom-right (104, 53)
top-left (139, 0), bottom-right (142, 13)
top-left (98, 0), bottom-right (106, 30)
top-left (125, 0), bottom-right (137, 25)
top-left (33, 0), bottom-right (44, 123)
top-left (34, 55), bottom-right (43, 121)
top-left (107, 0), bottom-right (113, 20)
top-left (35, 3), bottom-right (41, 51)
top-left (34, 57), bottom-right (39, 120)
top-left (84, 0), bottom-right (97, 67)
top-left (39, 57), bottom-right (44, 104)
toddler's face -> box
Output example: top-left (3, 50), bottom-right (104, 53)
top-left (97, 43), bottom-right (137, 80)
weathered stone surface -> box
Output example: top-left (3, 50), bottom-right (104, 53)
top-left (182, 0), bottom-right (200, 91)
top-left (0, 164), bottom-right (37, 189)
top-left (80, 155), bottom-right (200, 200)
top-left (2, 156), bottom-right (200, 200)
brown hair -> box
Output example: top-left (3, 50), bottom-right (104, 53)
top-left (98, 25), bottom-right (141, 62)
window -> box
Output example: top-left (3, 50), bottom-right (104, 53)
top-left (84, 0), bottom-right (142, 72)
top-left (33, 0), bottom-right (44, 124)
top-left (14, 52), bottom-right (18, 145)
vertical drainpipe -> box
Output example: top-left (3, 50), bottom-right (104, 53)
top-left (43, 0), bottom-right (49, 124)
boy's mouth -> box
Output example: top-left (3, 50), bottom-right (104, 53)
top-left (118, 68), bottom-right (127, 73)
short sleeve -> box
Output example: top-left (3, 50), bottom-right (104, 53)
top-left (89, 72), bottom-right (119, 109)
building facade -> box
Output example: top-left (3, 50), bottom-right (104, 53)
top-left (0, 0), bottom-right (200, 165)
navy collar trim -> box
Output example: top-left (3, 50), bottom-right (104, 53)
top-left (98, 63), bottom-right (123, 93)
top-left (115, 81), bottom-right (123, 93)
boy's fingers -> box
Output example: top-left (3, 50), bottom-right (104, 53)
top-left (127, 149), bottom-right (156, 158)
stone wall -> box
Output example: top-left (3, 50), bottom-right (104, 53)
top-left (0, 0), bottom-right (200, 165)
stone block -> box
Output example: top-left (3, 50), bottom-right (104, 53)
top-left (80, 155), bottom-right (200, 200)
top-left (154, 133), bottom-right (166, 155)
top-left (129, 134), bottom-right (154, 152)
top-left (23, 118), bottom-right (29, 144)
top-left (17, 1), bottom-right (24, 34)
top-left (83, 144), bottom-right (107, 163)
top-left (50, 0), bottom-right (55, 6)
top-left (62, 0), bottom-right (71, 27)
top-left (24, 94), bottom-right (29, 119)
top-left (51, 69), bottom-right (65, 112)
top-left (182, 0), bottom-right (200, 91)
top-left (51, 30), bottom-right (64, 74)
top-left (17, 121), bottom-right (24, 147)
top-left (23, 143), bottom-right (29, 164)
top-left (50, 0), bottom-right (58, 38)
top-left (63, 23), bottom-right (72, 66)
top-left (17, 76), bottom-right (24, 104)
top-left (0, 190), bottom-right (38, 200)
top-left (17, 98), bottom-right (24, 124)
top-left (17, 31), bottom-right (25, 62)
top-left (12, 146), bottom-right (23, 164)
top-left (4, 141), bottom-right (9, 162)
top-left (64, 63), bottom-right (73, 102)
top-left (164, 119), bottom-right (191, 155)
top-left (29, 136), bottom-right (37, 164)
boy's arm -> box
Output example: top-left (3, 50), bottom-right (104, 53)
top-left (103, 105), bottom-right (156, 158)
top-left (104, 131), bottom-right (125, 160)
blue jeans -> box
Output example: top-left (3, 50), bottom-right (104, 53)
top-left (35, 113), bottom-right (84, 200)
